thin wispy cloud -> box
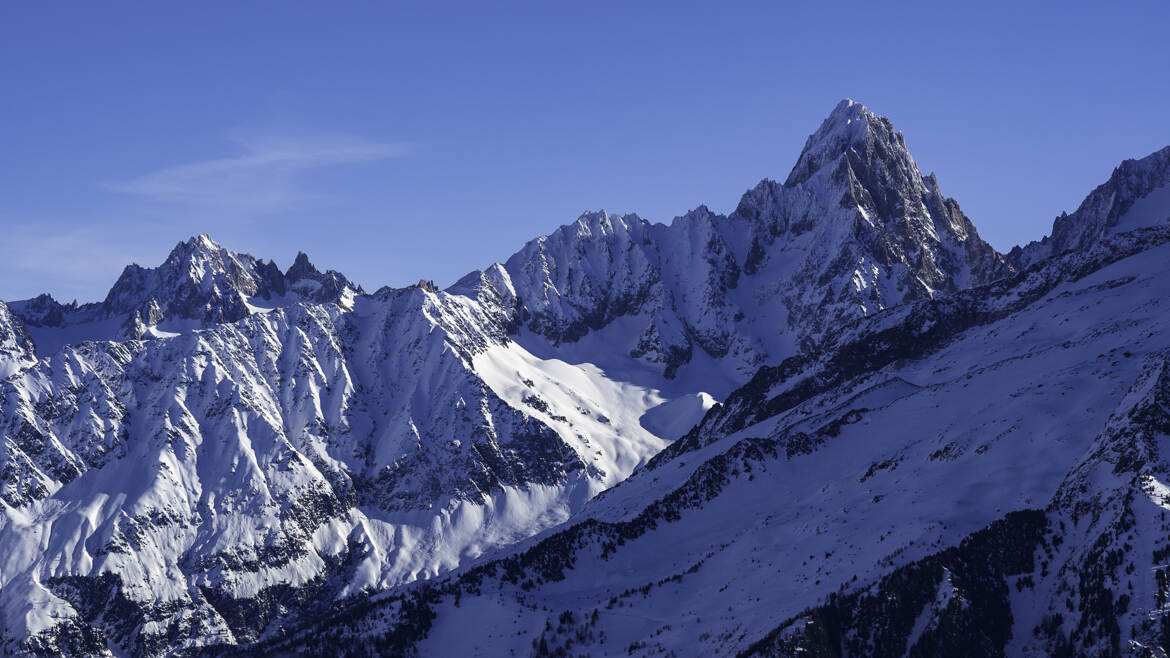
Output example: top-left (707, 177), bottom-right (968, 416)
top-left (107, 134), bottom-right (408, 210)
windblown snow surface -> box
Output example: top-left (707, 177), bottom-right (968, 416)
top-left (256, 219), bottom-right (1170, 657)
top-left (2, 100), bottom-right (1170, 657)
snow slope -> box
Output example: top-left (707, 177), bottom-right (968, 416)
top-left (3, 100), bottom-right (1165, 657)
top-left (0, 302), bottom-right (35, 379)
top-left (0, 280), bottom-right (675, 656)
top-left (224, 150), bottom-right (1170, 658)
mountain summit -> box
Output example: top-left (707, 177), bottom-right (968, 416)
top-left (485, 99), bottom-right (1011, 384)
top-left (3, 101), bottom-right (1168, 657)
top-left (8, 235), bottom-right (363, 353)
top-left (784, 98), bottom-right (886, 186)
top-left (102, 234), bottom-right (288, 325)
top-left (285, 251), bottom-right (321, 281)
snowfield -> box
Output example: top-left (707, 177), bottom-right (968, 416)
top-left (1, 99), bottom-right (1169, 657)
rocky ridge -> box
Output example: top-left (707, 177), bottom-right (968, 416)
top-left (3, 100), bottom-right (1167, 656)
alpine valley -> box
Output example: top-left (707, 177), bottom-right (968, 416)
top-left (2, 100), bottom-right (1170, 657)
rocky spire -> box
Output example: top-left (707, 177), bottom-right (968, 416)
top-left (781, 99), bottom-right (1012, 290)
top-left (783, 99), bottom-right (894, 187)
top-left (94, 234), bottom-right (290, 334)
top-left (285, 251), bottom-right (321, 283)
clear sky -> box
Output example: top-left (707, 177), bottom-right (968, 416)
top-left (2, 1), bottom-right (1168, 302)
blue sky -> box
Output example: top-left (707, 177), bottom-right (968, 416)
top-left (2, 1), bottom-right (1168, 302)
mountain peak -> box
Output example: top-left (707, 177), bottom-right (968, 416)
top-left (164, 233), bottom-right (227, 266)
top-left (286, 251), bottom-right (321, 282)
top-left (826, 97), bottom-right (869, 123)
top-left (185, 233), bottom-right (221, 251)
top-left (784, 99), bottom-right (902, 187)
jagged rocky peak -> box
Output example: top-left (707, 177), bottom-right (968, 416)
top-left (781, 98), bottom-right (959, 234)
top-left (160, 234), bottom-right (277, 289)
top-left (468, 99), bottom-right (1017, 381)
top-left (1010, 144), bottom-right (1170, 269)
top-left (782, 99), bottom-right (977, 237)
top-left (5, 293), bottom-right (81, 328)
top-left (778, 99), bottom-right (1010, 291)
top-left (118, 234), bottom-right (363, 314)
top-left (101, 233), bottom-right (283, 325)
top-left (731, 99), bottom-right (1016, 335)
top-left (780, 99), bottom-right (936, 219)
top-left (163, 232), bottom-right (219, 262)
top-left (783, 98), bottom-right (895, 187)
top-left (513, 209), bottom-right (654, 262)
top-left (284, 249), bottom-right (364, 303)
top-left (6, 235), bottom-right (366, 354)
top-left (0, 301), bottom-right (36, 377)
top-left (285, 250), bottom-right (321, 282)
top-left (498, 208), bottom-right (660, 342)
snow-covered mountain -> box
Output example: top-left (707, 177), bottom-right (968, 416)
top-left (238, 143), bottom-right (1170, 658)
top-left (7, 235), bottom-right (363, 356)
top-left (1010, 145), bottom-right (1170, 269)
top-left (1, 99), bottom-right (1167, 657)
top-left (0, 302), bottom-right (36, 379)
top-left (0, 268), bottom-right (674, 655)
top-left (467, 99), bottom-right (1010, 391)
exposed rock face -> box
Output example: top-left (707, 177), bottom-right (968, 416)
top-left (284, 251), bottom-right (321, 283)
top-left (1010, 145), bottom-right (1170, 269)
top-left (0, 266), bottom-right (665, 657)
top-left (752, 349), bottom-right (1170, 657)
top-left (479, 99), bottom-right (1012, 384)
top-left (3, 99), bottom-right (1168, 657)
top-left (3, 213), bottom-right (695, 658)
top-left (8, 293), bottom-right (77, 328)
top-left (284, 251), bottom-right (360, 305)
top-left (8, 236), bottom-right (364, 350)
top-left (783, 99), bottom-right (1012, 292)
top-left (242, 194), bottom-right (1170, 658)
top-left (0, 301), bottom-right (36, 378)
top-left (102, 234), bottom-right (284, 322)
